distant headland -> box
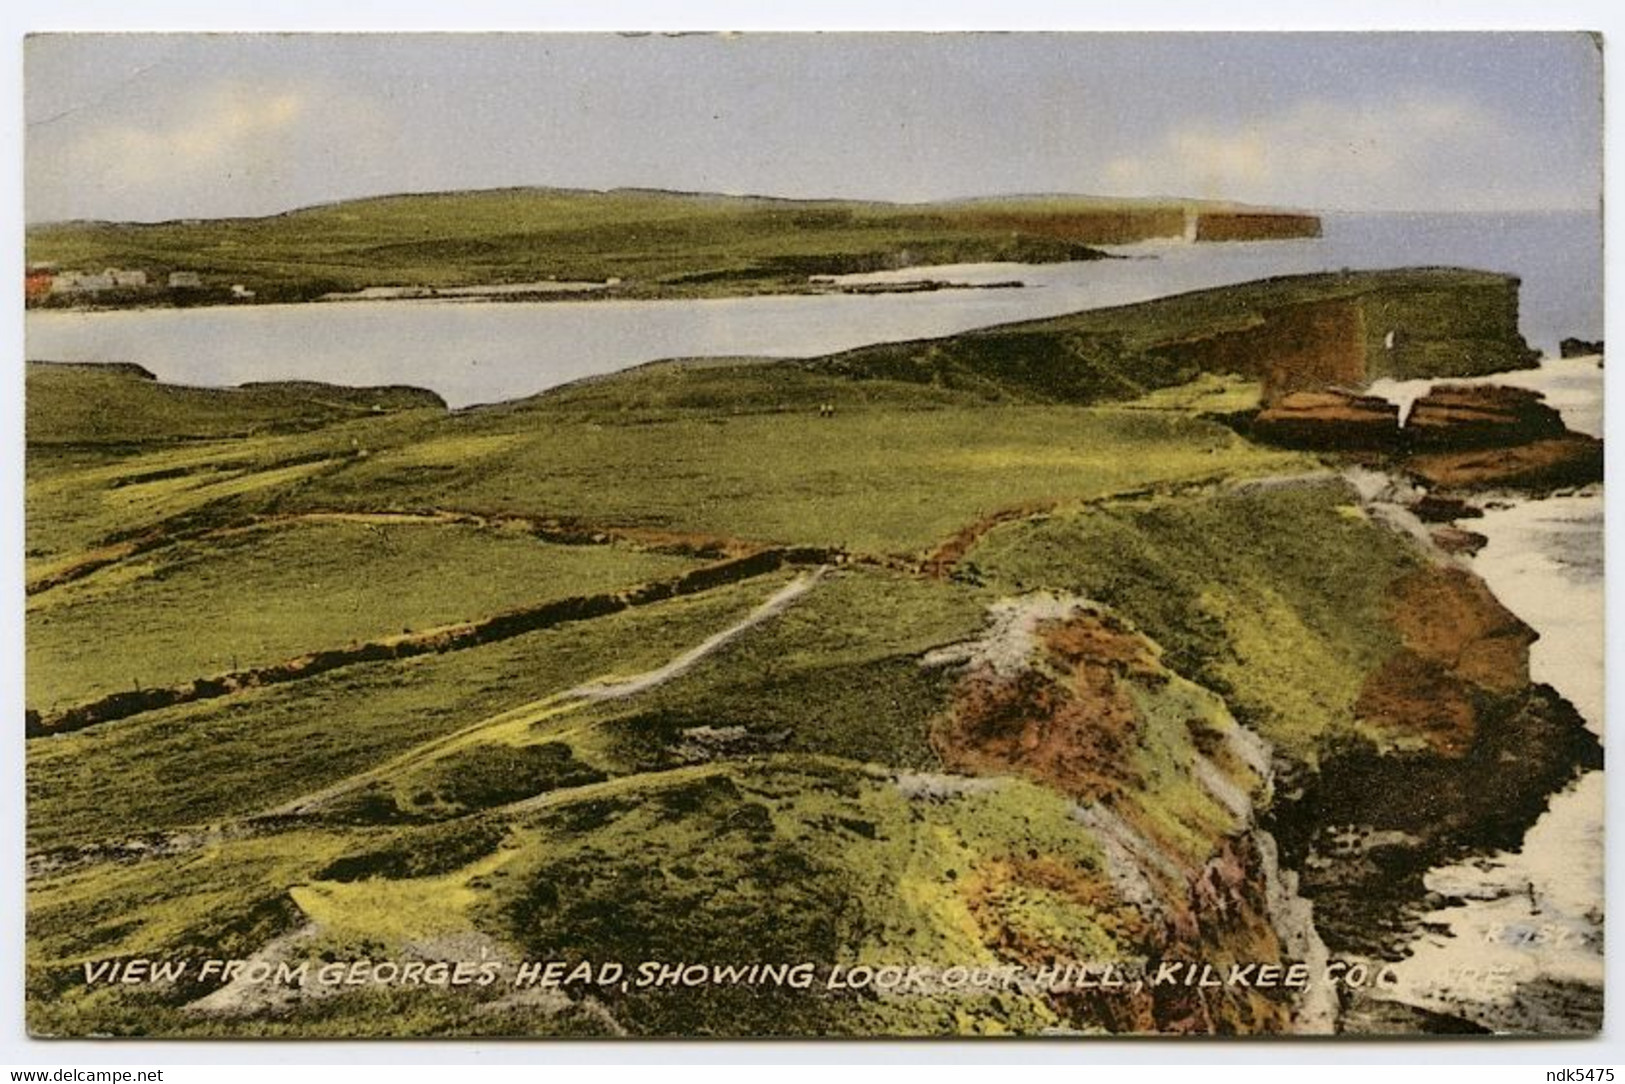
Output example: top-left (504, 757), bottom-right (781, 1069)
top-left (25, 187), bottom-right (1321, 309)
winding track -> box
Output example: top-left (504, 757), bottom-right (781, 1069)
top-left (29, 567), bottom-right (830, 876)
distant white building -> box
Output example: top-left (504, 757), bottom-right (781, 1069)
top-left (51, 271), bottom-right (114, 294)
top-left (51, 267), bottom-right (151, 293)
top-left (230, 284), bottom-right (256, 299)
top-left (168, 271), bottom-right (203, 289)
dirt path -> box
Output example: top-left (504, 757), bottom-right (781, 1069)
top-left (277, 565), bottom-right (828, 816)
top-left (570, 566), bottom-right (828, 700)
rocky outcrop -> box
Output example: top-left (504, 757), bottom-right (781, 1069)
top-left (1163, 272), bottom-right (1535, 408)
top-left (1404, 385), bottom-right (1568, 449)
top-left (1407, 435), bottom-right (1603, 492)
top-left (1407, 493), bottom-right (1482, 523)
top-left (929, 604), bottom-right (1163, 806)
top-left (957, 204), bottom-right (1320, 247)
top-left (1353, 567), bottom-right (1536, 756)
top-left (1157, 300), bottom-right (1371, 403)
top-left (927, 597), bottom-right (1321, 1034)
top-left (1397, 383), bottom-right (1599, 493)
top-left (1247, 381), bottom-right (1602, 495)
top-left (958, 207), bottom-right (1188, 245)
top-left (1265, 507), bottom-right (1600, 964)
top-left (1273, 685), bottom-right (1599, 959)
top-left (1250, 390), bottom-right (1400, 450)
top-left (1560, 337), bottom-right (1603, 358)
top-left (1428, 525), bottom-right (1488, 557)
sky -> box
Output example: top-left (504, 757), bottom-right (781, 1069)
top-left (21, 32), bottom-right (1607, 223)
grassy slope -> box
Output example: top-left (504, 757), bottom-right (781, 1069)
top-left (25, 362), bottom-right (451, 579)
top-left (25, 188), bottom-right (1310, 303)
top-left (27, 361), bottom-right (445, 443)
top-left (291, 401), bottom-right (1306, 556)
top-left (27, 521), bottom-right (702, 711)
top-left (26, 764), bottom-right (1112, 1037)
top-left (964, 482), bottom-right (1423, 763)
top-left (27, 574), bottom-right (793, 853)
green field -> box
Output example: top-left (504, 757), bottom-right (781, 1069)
top-left (290, 402), bottom-right (1307, 556)
top-left (28, 519), bottom-right (703, 712)
top-left (27, 575), bottom-right (792, 852)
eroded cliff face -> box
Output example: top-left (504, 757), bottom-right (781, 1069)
top-left (928, 470), bottom-right (1598, 1035)
top-left (924, 597), bottom-right (1315, 1034)
top-left (1359, 276), bottom-right (1535, 382)
top-left (1194, 212), bottom-right (1323, 243)
top-left (1263, 498), bottom-right (1601, 964)
top-left (1154, 300), bottom-right (1370, 403)
top-left (1273, 684), bottom-right (1598, 960)
top-left (1353, 567), bottom-right (1536, 756)
top-left (1155, 273), bottom-right (1536, 408)
top-left (953, 207), bottom-right (1322, 246)
top-left (959, 208), bottom-right (1188, 245)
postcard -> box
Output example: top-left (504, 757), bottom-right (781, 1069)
top-left (21, 31), bottom-right (1604, 1039)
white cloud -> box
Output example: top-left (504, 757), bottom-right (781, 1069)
top-left (1101, 96), bottom-right (1581, 211)
top-left (76, 84), bottom-right (303, 182)
top-left (30, 81), bottom-right (328, 220)
top-left (29, 75), bottom-right (429, 222)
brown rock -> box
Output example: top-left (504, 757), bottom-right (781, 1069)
top-left (1386, 567), bottom-right (1535, 695)
top-left (1408, 434), bottom-right (1603, 492)
top-left (1408, 493), bottom-right (1483, 522)
top-left (1356, 566), bottom-right (1538, 755)
top-left (1429, 526), bottom-right (1489, 556)
top-left (1404, 384), bottom-right (1568, 449)
top-left (930, 612), bottom-right (1155, 804)
top-left (1251, 389), bottom-right (1400, 450)
top-left (1355, 652), bottom-right (1480, 756)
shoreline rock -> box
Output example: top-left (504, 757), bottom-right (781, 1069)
top-left (1404, 385), bottom-right (1568, 450)
top-left (1559, 337), bottom-right (1603, 358)
top-left (1406, 434), bottom-right (1603, 493)
top-left (1270, 683), bottom-right (1601, 961)
top-left (1250, 390), bottom-right (1400, 450)
top-left (1246, 381), bottom-right (1603, 496)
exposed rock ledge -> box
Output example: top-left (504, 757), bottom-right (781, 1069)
top-left (1407, 436), bottom-right (1603, 492)
top-left (1249, 384), bottom-right (1602, 494)
top-left (1251, 390), bottom-right (1401, 451)
top-left (1404, 385), bottom-right (1568, 449)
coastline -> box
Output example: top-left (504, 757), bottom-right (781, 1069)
top-left (26, 259), bottom-right (1071, 314)
top-left (1349, 355), bottom-right (1605, 1033)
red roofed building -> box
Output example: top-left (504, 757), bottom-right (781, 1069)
top-left (25, 266), bottom-right (54, 305)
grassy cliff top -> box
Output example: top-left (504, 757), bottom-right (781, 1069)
top-left (828, 267), bottom-right (1522, 354)
top-left (515, 267), bottom-right (1526, 414)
